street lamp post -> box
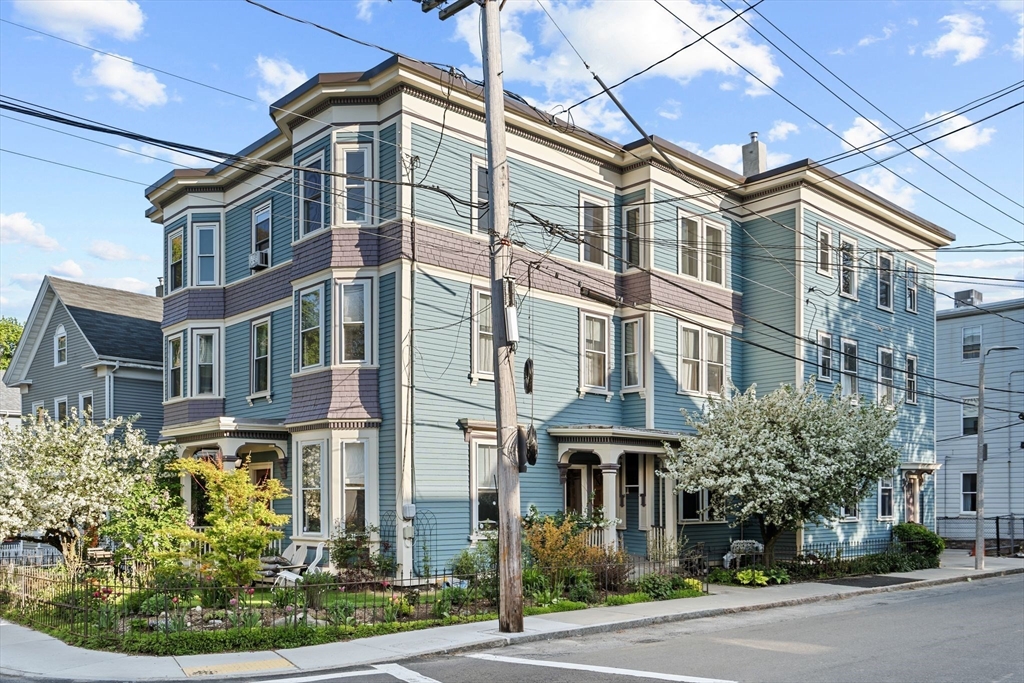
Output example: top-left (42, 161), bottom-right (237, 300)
top-left (975, 345), bottom-right (1019, 570)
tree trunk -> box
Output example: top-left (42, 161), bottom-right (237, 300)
top-left (757, 515), bottom-right (785, 567)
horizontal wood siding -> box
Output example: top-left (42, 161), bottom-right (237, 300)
top-left (377, 272), bottom-right (397, 522)
top-left (112, 375), bottom-right (163, 442)
top-left (293, 137), bottom-right (332, 241)
top-left (223, 308), bottom-right (292, 420)
top-left (225, 182), bottom-right (293, 284)
top-left (379, 124), bottom-right (398, 221)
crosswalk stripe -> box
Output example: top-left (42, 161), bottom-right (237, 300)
top-left (372, 663), bottom-right (443, 683)
top-left (463, 653), bottom-right (737, 683)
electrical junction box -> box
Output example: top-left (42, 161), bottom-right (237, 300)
top-left (403, 503), bottom-right (416, 519)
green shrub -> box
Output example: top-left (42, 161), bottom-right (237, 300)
top-left (670, 576), bottom-right (704, 592)
top-left (893, 523), bottom-right (945, 558)
top-left (735, 569), bottom-right (769, 586)
top-left (568, 570), bottom-right (597, 603)
top-left (198, 582), bottom-right (231, 609)
top-left (138, 594), bottom-right (176, 616)
top-left (523, 600), bottom-right (586, 616)
top-left (299, 571), bottom-right (335, 611)
top-left (708, 567), bottom-right (735, 584)
top-left (764, 567), bottom-right (790, 585)
top-left (325, 600), bottom-right (357, 627)
top-left (605, 591), bottom-right (651, 606)
top-left (431, 586), bottom-right (469, 619)
top-left (633, 573), bottom-right (673, 600)
top-left (667, 588), bottom-right (704, 600)
top-left (271, 587), bottom-right (305, 609)
top-left (522, 566), bottom-right (549, 594)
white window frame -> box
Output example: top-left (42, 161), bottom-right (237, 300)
top-left (876, 250), bottom-right (894, 312)
top-left (580, 311), bottom-right (610, 393)
top-left (678, 213), bottom-right (701, 280)
top-left (678, 323), bottom-right (702, 395)
top-left (298, 284), bottom-right (324, 372)
top-left (31, 401), bottom-right (44, 420)
top-left (703, 221), bottom-right (726, 287)
top-left (250, 318), bottom-right (271, 398)
top-left (191, 328), bottom-right (221, 397)
top-left (841, 337), bottom-right (858, 400)
top-left (961, 396), bottom-right (979, 436)
top-left (816, 224), bottom-right (832, 276)
top-left (470, 156), bottom-right (490, 234)
top-left (54, 396), bottom-right (68, 422)
top-left (579, 194), bottom-right (609, 268)
top-left (877, 346), bottom-right (895, 407)
top-left (471, 288), bottom-right (494, 381)
top-left (677, 489), bottom-right (720, 524)
top-left (167, 334), bottom-right (184, 400)
top-left (621, 317), bottom-right (643, 391)
top-left (192, 222), bottom-right (219, 287)
top-left (962, 325), bottom-right (981, 362)
top-left (677, 211), bottom-right (729, 287)
top-left (78, 392), bottom-right (93, 421)
top-left (252, 202), bottom-right (272, 262)
top-left (905, 354), bottom-right (918, 405)
top-left (905, 262), bottom-right (918, 314)
top-left (839, 503), bottom-right (859, 522)
top-left (342, 440), bottom-right (368, 530)
top-left (249, 461), bottom-right (274, 488)
top-left (622, 204), bottom-right (643, 269)
top-left (470, 438), bottom-right (499, 536)
top-left (338, 144), bottom-right (372, 226)
top-left (53, 325), bottom-right (67, 366)
top-left (839, 235), bottom-right (858, 299)
top-left (817, 332), bottom-right (834, 382)
top-left (338, 279), bottom-right (371, 365)
top-left (961, 472), bottom-right (978, 514)
top-left (296, 439), bottom-right (328, 538)
top-left (300, 152), bottom-right (326, 237)
top-left (167, 229), bottom-right (184, 293)
top-left (705, 329), bottom-right (726, 396)
top-left (877, 476), bottom-right (895, 521)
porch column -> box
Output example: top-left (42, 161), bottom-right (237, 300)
top-left (599, 464), bottom-right (620, 549)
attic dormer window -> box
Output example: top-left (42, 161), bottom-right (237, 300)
top-left (54, 325), bottom-right (67, 366)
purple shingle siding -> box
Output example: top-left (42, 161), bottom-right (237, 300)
top-left (286, 367), bottom-right (380, 424)
top-left (164, 398), bottom-right (226, 425)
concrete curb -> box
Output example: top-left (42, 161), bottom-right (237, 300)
top-left (2, 567), bottom-right (1021, 682)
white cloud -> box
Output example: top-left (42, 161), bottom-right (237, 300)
top-left (254, 55), bottom-right (308, 105)
top-left (8, 273), bottom-right (44, 290)
top-left (50, 260), bottom-right (84, 278)
top-left (767, 120), bottom-right (798, 142)
top-left (855, 168), bottom-right (918, 209)
top-left (1012, 11), bottom-right (1024, 59)
top-left (452, 0), bottom-right (783, 133)
top-left (922, 111), bottom-right (996, 152)
top-left (0, 212), bottom-right (60, 251)
top-left (657, 99), bottom-right (682, 121)
top-left (840, 117), bottom-right (894, 154)
top-left (942, 255), bottom-right (1024, 270)
top-left (907, 18), bottom-right (919, 27)
top-left (677, 140), bottom-right (790, 174)
top-left (719, 82), bottom-right (736, 91)
top-left (356, 0), bottom-right (388, 22)
top-left (86, 276), bottom-right (152, 294)
top-left (858, 24), bottom-right (896, 47)
top-left (12, 0), bottom-right (144, 44)
top-left (87, 240), bottom-right (150, 262)
top-left (116, 143), bottom-right (208, 167)
top-left (74, 53), bottom-right (168, 108)
top-left (924, 13), bottom-right (988, 64)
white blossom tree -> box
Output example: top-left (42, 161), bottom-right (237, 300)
top-left (0, 411), bottom-right (171, 557)
top-left (662, 381), bottom-right (900, 565)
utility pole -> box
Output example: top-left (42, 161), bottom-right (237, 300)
top-left (975, 345), bottom-right (1019, 570)
top-left (420, 0), bottom-right (523, 633)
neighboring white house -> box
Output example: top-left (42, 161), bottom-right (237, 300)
top-left (0, 379), bottom-right (20, 432)
top-left (935, 291), bottom-right (1024, 542)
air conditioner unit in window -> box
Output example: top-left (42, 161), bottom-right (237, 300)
top-left (248, 250), bottom-right (270, 270)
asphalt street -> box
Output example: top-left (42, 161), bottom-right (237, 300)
top-left (214, 574), bottom-right (1024, 683)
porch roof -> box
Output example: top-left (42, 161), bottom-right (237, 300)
top-left (546, 424), bottom-right (682, 447)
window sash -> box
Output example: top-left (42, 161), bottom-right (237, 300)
top-left (253, 205), bottom-right (271, 253)
top-left (56, 334), bottom-right (67, 365)
top-left (706, 331), bottom-right (725, 395)
top-left (473, 162), bottom-right (491, 233)
top-left (55, 399), bottom-right (68, 421)
top-left (961, 473), bottom-right (977, 513)
top-left (679, 489), bottom-right (716, 522)
top-left (582, 202), bottom-right (605, 265)
top-left (476, 443), bottom-right (499, 530)
top-left (344, 442), bottom-right (366, 529)
top-left (343, 149), bottom-right (368, 224)
top-left (302, 158), bottom-right (324, 235)
top-left (680, 217), bottom-right (700, 278)
top-left (340, 282), bottom-right (368, 363)
top-left (878, 348), bottom-right (894, 404)
top-left (962, 397), bottom-right (979, 435)
top-left (705, 224), bottom-right (724, 285)
top-left (195, 333), bottom-right (216, 395)
top-left (80, 394), bottom-right (93, 420)
top-left (584, 315), bottom-right (608, 388)
top-left (679, 326), bottom-right (701, 393)
top-left (817, 228), bottom-right (831, 274)
top-left (840, 239), bottom-right (856, 296)
top-left (475, 291), bottom-right (494, 376)
top-left (169, 232), bottom-right (184, 291)
top-left (252, 321), bottom-right (270, 395)
top-left (623, 319), bottom-right (641, 389)
top-left (169, 337), bottom-right (183, 399)
top-left (300, 289), bottom-right (322, 370)
top-left (195, 225), bottom-right (217, 286)
top-left (906, 356), bottom-right (918, 404)
top-left (962, 326), bottom-right (981, 360)
top-left (878, 477), bottom-right (894, 519)
top-left (906, 264), bottom-right (918, 312)
top-left (877, 253), bottom-right (893, 309)
top-left (625, 207), bottom-right (641, 268)
top-left (300, 443), bottom-right (324, 535)
top-left (818, 333), bottom-right (833, 381)
top-left (841, 340), bottom-right (858, 397)
top-left (840, 503), bottom-right (858, 520)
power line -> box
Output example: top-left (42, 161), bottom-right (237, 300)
top-left (0, 148), bottom-right (148, 185)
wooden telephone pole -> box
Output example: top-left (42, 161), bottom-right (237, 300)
top-left (421, 0), bottom-right (523, 633)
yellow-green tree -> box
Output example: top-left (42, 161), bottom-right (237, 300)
top-left (168, 458), bottom-right (289, 588)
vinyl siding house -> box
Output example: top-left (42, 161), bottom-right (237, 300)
top-left (934, 295), bottom-right (1024, 539)
top-left (146, 56), bottom-right (953, 576)
top-left (2, 277), bottom-right (164, 441)
top-left (1, 380), bottom-right (21, 432)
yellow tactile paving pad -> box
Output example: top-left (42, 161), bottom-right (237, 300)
top-left (181, 659), bottom-right (296, 677)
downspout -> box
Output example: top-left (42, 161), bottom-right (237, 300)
top-left (105, 361), bottom-right (120, 419)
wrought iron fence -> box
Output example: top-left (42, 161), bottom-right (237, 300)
top-left (937, 515), bottom-right (1023, 555)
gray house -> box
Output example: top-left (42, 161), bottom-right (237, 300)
top-left (2, 277), bottom-right (164, 441)
top-left (0, 380), bottom-right (20, 431)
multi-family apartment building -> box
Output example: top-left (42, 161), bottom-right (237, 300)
top-left (145, 56), bottom-right (953, 575)
top-left (934, 292), bottom-right (1024, 541)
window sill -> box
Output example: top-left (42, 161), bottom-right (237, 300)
top-left (619, 387), bottom-right (645, 399)
top-left (292, 226), bottom-right (329, 247)
top-left (876, 517), bottom-right (895, 523)
top-left (162, 397), bottom-right (189, 406)
top-left (839, 518), bottom-right (860, 523)
top-left (291, 366), bottom-right (328, 379)
top-left (816, 268), bottom-right (833, 278)
top-left (469, 373), bottom-right (495, 386)
top-left (905, 308), bottom-right (918, 315)
top-left (876, 304), bottom-right (894, 314)
top-left (246, 392), bottom-right (273, 406)
top-left (839, 292), bottom-right (859, 302)
top-left (578, 387), bottom-right (612, 402)
top-left (677, 390), bottom-right (706, 398)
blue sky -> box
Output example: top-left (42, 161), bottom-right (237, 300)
top-left (1, 0), bottom-right (1022, 320)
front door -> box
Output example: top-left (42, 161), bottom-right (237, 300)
top-left (904, 474), bottom-right (920, 523)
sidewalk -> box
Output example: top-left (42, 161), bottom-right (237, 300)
top-left (1, 551), bottom-right (1020, 681)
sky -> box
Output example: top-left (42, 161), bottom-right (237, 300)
top-left (1, 0), bottom-right (1022, 321)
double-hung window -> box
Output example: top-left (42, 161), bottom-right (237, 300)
top-left (194, 223), bottom-right (218, 286)
top-left (299, 441), bottom-right (325, 535)
top-left (473, 290), bottom-right (493, 377)
top-left (253, 204), bottom-right (271, 257)
top-left (192, 329), bottom-right (219, 396)
top-left (877, 251), bottom-right (893, 311)
top-left (817, 225), bottom-right (832, 275)
top-left (961, 473), bottom-right (977, 513)
top-left (168, 335), bottom-right (183, 399)
top-left (474, 442), bottom-right (499, 531)
top-left (342, 147), bottom-right (370, 224)
top-left (623, 205), bottom-right (641, 268)
top-left (581, 198), bottom-right (607, 266)
top-left (679, 325), bottom-right (701, 393)
top-left (622, 318), bottom-right (642, 390)
top-left (705, 223), bottom-right (724, 286)
top-left (706, 331), bottom-right (725, 395)
top-left (582, 313), bottom-right (608, 391)
top-left (839, 236), bottom-right (857, 298)
top-left (301, 155), bottom-right (324, 235)
top-left (680, 217), bottom-right (700, 278)
top-left (962, 397), bottom-right (979, 436)
top-left (679, 213), bottom-right (727, 286)
top-left (251, 319), bottom-right (270, 395)
top-left (679, 489), bottom-right (718, 522)
top-left (471, 158), bottom-right (491, 233)
top-left (54, 397), bottom-right (68, 422)
top-left (168, 230), bottom-right (184, 292)
top-left (54, 325), bottom-right (67, 366)
top-left (962, 326), bottom-right (981, 360)
top-left (905, 355), bottom-right (918, 404)
top-left (841, 338), bottom-right (858, 399)
top-left (818, 332), bottom-right (834, 382)
top-left (339, 280), bottom-right (370, 364)
top-left (905, 263), bottom-right (918, 313)
top-left (344, 442), bottom-right (366, 529)
top-left (878, 476), bottom-right (895, 520)
top-left (839, 503), bottom-right (859, 521)
top-left (79, 392), bottom-right (93, 420)
top-left (877, 347), bottom-right (895, 405)
top-left (299, 286), bottom-right (323, 370)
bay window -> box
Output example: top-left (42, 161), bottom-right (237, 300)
top-left (344, 442), bottom-right (366, 529)
top-left (342, 147), bottom-right (370, 224)
top-left (624, 206), bottom-right (641, 268)
top-left (472, 158), bottom-right (490, 233)
top-left (168, 230), bottom-right (184, 292)
top-left (706, 331), bottom-right (725, 395)
top-left (705, 223), bottom-right (724, 285)
top-left (194, 223), bottom-right (218, 286)
top-left (252, 204), bottom-right (271, 256)
top-left (192, 329), bottom-right (219, 396)
top-left (301, 155), bottom-right (324, 235)
top-left (168, 335), bottom-right (183, 399)
top-left (339, 281), bottom-right (370, 364)
top-left (622, 318), bottom-right (642, 390)
top-left (679, 326), bottom-right (701, 393)
top-left (581, 198), bottom-right (607, 266)
top-left (299, 441), bottom-right (325, 535)
top-left (299, 286), bottom-right (323, 370)
top-left (680, 217), bottom-right (700, 278)
top-left (678, 212), bottom-right (727, 286)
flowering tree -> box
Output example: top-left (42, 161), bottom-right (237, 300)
top-left (662, 381), bottom-right (900, 565)
top-left (0, 411), bottom-right (171, 557)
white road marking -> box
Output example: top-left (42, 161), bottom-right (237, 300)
top-left (464, 653), bottom-right (737, 683)
top-left (372, 663), bottom-right (442, 683)
top-left (259, 671), bottom-right (385, 682)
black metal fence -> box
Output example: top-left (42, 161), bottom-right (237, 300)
top-left (937, 515), bottom-right (1023, 555)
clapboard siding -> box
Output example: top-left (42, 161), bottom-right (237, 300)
top-left (379, 124), bottom-right (398, 221)
top-left (112, 375), bottom-right (163, 441)
top-left (223, 308), bottom-right (292, 420)
top-left (377, 272), bottom-right (397, 521)
top-left (225, 182), bottom-right (294, 284)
